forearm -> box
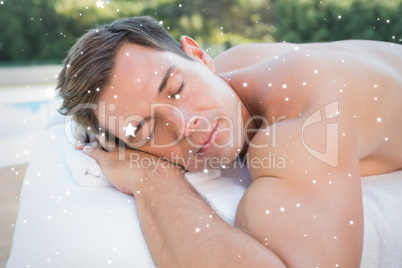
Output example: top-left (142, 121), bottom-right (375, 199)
top-left (131, 172), bottom-right (286, 268)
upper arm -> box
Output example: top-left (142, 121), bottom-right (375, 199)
top-left (236, 176), bottom-right (363, 267)
top-left (236, 116), bottom-right (364, 267)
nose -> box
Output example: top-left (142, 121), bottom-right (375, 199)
top-left (182, 116), bottom-right (203, 138)
top-left (153, 104), bottom-right (209, 141)
top-left (164, 114), bottom-right (207, 140)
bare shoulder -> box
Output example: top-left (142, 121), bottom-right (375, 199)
top-left (213, 42), bottom-right (296, 73)
top-left (214, 40), bottom-right (402, 74)
top-left (227, 39), bottom-right (402, 174)
top-left (229, 46), bottom-right (347, 121)
top-left (231, 40), bottom-right (402, 265)
top-left (246, 111), bottom-right (360, 181)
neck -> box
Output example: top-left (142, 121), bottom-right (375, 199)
top-left (220, 70), bottom-right (268, 118)
top-left (216, 73), bottom-right (261, 156)
top-left (217, 72), bottom-right (255, 120)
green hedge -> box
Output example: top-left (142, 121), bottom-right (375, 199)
top-left (0, 0), bottom-right (401, 64)
top-left (272, 0), bottom-right (402, 43)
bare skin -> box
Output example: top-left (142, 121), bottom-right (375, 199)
top-left (83, 38), bottom-right (402, 267)
top-left (214, 40), bottom-right (402, 176)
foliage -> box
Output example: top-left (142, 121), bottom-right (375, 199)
top-left (0, 0), bottom-right (401, 64)
top-left (0, 0), bottom-right (68, 62)
top-left (272, 0), bottom-right (402, 43)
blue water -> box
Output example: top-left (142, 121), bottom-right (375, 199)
top-left (0, 100), bottom-right (50, 137)
top-left (5, 100), bottom-right (49, 113)
top-left (0, 100), bottom-right (51, 166)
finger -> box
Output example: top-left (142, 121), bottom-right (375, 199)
top-left (97, 134), bottom-right (111, 152)
top-left (87, 131), bottom-right (97, 146)
top-left (82, 146), bottom-right (106, 163)
top-left (75, 143), bottom-right (85, 150)
top-left (77, 141), bottom-right (99, 151)
top-left (74, 125), bottom-right (90, 149)
top-left (97, 134), bottom-right (119, 152)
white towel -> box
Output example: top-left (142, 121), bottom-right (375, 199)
top-left (63, 119), bottom-right (253, 223)
top-left (63, 121), bottom-right (402, 266)
top-left (63, 118), bottom-right (112, 187)
top-left (185, 164), bottom-right (253, 225)
top-left (7, 124), bottom-right (402, 267)
top-left (360, 171), bottom-right (402, 267)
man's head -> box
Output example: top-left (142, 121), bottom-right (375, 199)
top-left (57, 16), bottom-right (192, 132)
top-left (58, 16), bottom-right (248, 171)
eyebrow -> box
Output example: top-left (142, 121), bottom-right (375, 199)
top-left (158, 65), bottom-right (176, 94)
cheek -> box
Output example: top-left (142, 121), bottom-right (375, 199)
top-left (155, 107), bottom-right (186, 139)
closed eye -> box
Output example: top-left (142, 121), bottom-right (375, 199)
top-left (170, 81), bottom-right (184, 99)
top-left (176, 82), bottom-right (184, 95)
top-left (125, 119), bottom-right (155, 146)
top-left (147, 120), bottom-right (156, 143)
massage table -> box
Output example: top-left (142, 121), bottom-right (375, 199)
top-left (6, 109), bottom-right (402, 267)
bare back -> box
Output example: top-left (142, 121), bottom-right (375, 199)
top-left (219, 40), bottom-right (402, 266)
top-left (214, 40), bottom-right (402, 176)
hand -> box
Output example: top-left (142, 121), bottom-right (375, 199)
top-left (74, 124), bottom-right (117, 152)
top-left (74, 124), bottom-right (97, 150)
top-left (83, 145), bottom-right (184, 195)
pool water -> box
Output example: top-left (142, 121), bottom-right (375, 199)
top-left (0, 65), bottom-right (62, 167)
top-left (0, 97), bottom-right (55, 167)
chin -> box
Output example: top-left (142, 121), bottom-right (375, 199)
top-left (187, 148), bottom-right (239, 172)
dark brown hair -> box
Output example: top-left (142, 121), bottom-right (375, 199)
top-left (57, 16), bottom-right (191, 134)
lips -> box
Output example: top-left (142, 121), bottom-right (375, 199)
top-left (196, 121), bottom-right (220, 154)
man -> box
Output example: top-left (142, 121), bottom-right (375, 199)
top-left (58, 16), bottom-right (402, 267)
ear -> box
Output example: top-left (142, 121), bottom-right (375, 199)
top-left (180, 36), bottom-right (215, 73)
